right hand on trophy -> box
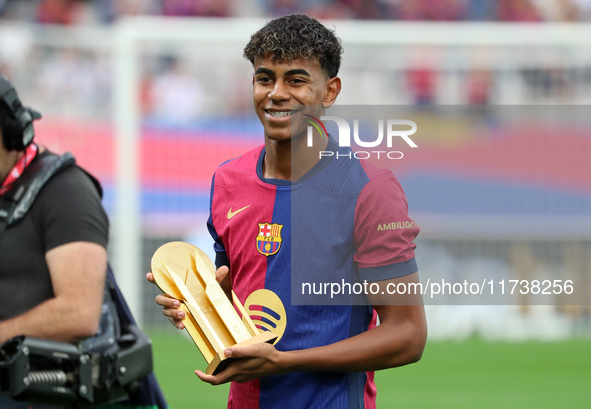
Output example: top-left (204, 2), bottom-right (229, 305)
top-left (146, 265), bottom-right (230, 330)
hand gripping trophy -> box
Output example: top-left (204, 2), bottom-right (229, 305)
top-left (151, 242), bottom-right (277, 374)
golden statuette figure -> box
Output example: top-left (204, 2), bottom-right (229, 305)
top-left (151, 241), bottom-right (277, 375)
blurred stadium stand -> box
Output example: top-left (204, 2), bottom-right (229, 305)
top-left (0, 4), bottom-right (590, 340)
top-left (1, 0), bottom-right (591, 22)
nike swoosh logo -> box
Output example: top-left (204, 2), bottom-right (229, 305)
top-left (227, 205), bottom-right (250, 219)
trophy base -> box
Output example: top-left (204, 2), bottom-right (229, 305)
top-left (206, 331), bottom-right (278, 375)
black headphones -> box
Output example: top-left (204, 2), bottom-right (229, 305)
top-left (0, 73), bottom-right (42, 151)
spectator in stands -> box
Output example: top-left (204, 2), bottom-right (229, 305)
top-left (333, 0), bottom-right (389, 19)
top-left (464, 0), bottom-right (498, 20)
top-left (466, 69), bottom-right (493, 105)
top-left (532, 0), bottom-right (579, 21)
top-left (38, 49), bottom-right (100, 118)
top-left (397, 0), bottom-right (465, 20)
top-left (160, 0), bottom-right (231, 17)
top-left (269, 0), bottom-right (301, 17)
top-left (149, 56), bottom-right (204, 124)
top-left (37, 0), bottom-right (83, 25)
top-left (407, 66), bottom-right (436, 105)
top-left (305, 1), bottom-right (356, 19)
top-left (498, 0), bottom-right (541, 21)
top-left (94, 0), bottom-right (160, 23)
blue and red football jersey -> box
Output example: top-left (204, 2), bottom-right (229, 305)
top-left (207, 137), bottom-right (419, 409)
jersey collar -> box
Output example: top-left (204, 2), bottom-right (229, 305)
top-left (256, 135), bottom-right (338, 186)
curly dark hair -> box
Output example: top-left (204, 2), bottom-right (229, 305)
top-left (243, 14), bottom-right (343, 78)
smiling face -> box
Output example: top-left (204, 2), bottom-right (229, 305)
top-left (252, 55), bottom-right (341, 143)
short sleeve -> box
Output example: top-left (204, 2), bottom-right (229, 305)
top-left (35, 166), bottom-right (109, 251)
top-left (354, 171), bottom-right (419, 282)
top-left (207, 172), bottom-right (229, 269)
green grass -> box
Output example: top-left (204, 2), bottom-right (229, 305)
top-left (148, 331), bottom-right (591, 409)
top-left (149, 330), bottom-right (230, 408)
top-left (376, 339), bottom-right (591, 409)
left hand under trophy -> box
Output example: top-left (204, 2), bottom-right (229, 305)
top-left (151, 242), bottom-right (277, 375)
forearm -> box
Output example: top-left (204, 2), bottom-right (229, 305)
top-left (281, 276), bottom-right (427, 374)
top-left (0, 296), bottom-right (101, 344)
top-left (280, 318), bottom-right (426, 373)
top-left (198, 306), bottom-right (427, 385)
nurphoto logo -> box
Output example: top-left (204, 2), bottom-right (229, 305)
top-left (304, 115), bottom-right (418, 160)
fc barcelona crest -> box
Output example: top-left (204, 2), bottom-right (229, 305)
top-left (256, 223), bottom-right (283, 256)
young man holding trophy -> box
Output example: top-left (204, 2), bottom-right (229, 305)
top-left (148, 14), bottom-right (427, 409)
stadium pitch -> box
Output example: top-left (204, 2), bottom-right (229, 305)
top-left (149, 332), bottom-right (591, 408)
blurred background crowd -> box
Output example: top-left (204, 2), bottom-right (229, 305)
top-left (2, 2), bottom-right (590, 124)
top-left (1, 0), bottom-right (590, 124)
top-left (1, 0), bottom-right (591, 23)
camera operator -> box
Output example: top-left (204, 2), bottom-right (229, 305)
top-left (0, 74), bottom-right (167, 409)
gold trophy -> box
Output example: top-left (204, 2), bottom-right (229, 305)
top-left (150, 241), bottom-right (277, 375)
